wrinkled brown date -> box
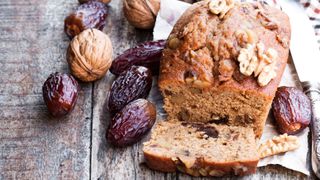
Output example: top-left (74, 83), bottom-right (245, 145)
top-left (110, 39), bottom-right (166, 76)
top-left (79, 0), bottom-right (111, 4)
top-left (272, 86), bottom-right (311, 135)
top-left (64, 1), bottom-right (107, 39)
top-left (42, 72), bottom-right (79, 117)
top-left (108, 66), bottom-right (152, 115)
top-left (107, 99), bottom-right (156, 147)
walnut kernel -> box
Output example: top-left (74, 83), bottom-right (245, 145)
top-left (209, 0), bottom-right (234, 19)
top-left (237, 41), bottom-right (278, 86)
top-left (168, 37), bottom-right (181, 49)
top-left (258, 133), bottom-right (300, 159)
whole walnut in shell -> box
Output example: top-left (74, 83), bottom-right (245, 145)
top-left (67, 29), bottom-right (113, 82)
top-left (123, 0), bottom-right (160, 29)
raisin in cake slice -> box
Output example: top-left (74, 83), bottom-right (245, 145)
top-left (143, 121), bottom-right (259, 177)
top-left (158, 0), bottom-right (291, 138)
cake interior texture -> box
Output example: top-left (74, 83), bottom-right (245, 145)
top-left (143, 121), bottom-right (259, 176)
top-left (162, 84), bottom-right (272, 138)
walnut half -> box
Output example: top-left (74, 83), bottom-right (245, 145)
top-left (237, 41), bottom-right (278, 86)
top-left (209, 0), bottom-right (234, 19)
top-left (258, 133), bottom-right (300, 159)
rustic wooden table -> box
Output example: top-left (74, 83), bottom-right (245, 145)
top-left (0, 0), bottom-right (316, 179)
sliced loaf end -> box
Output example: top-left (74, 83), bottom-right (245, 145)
top-left (143, 121), bottom-right (259, 177)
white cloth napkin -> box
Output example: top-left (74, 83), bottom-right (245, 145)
top-left (153, 0), bottom-right (310, 175)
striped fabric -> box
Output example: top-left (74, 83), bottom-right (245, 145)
top-left (242, 0), bottom-right (320, 50)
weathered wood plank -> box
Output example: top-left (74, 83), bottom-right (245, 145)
top-left (0, 0), bottom-right (91, 179)
top-left (91, 1), bottom-right (316, 180)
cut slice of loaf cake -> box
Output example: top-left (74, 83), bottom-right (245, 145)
top-left (143, 121), bottom-right (259, 176)
top-left (158, 0), bottom-right (291, 138)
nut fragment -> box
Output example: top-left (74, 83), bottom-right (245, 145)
top-left (67, 29), bottom-right (113, 82)
top-left (168, 37), bottom-right (181, 49)
top-left (193, 80), bottom-right (211, 89)
top-left (209, 169), bottom-right (225, 176)
top-left (238, 44), bottom-right (257, 76)
top-left (257, 61), bottom-right (277, 86)
top-left (257, 11), bottom-right (278, 30)
top-left (237, 41), bottom-right (278, 86)
top-left (184, 70), bottom-right (198, 84)
top-left (123, 0), bottom-right (160, 29)
top-left (218, 59), bottom-right (236, 81)
top-left (235, 29), bottom-right (258, 46)
top-left (272, 87), bottom-right (311, 134)
top-left (258, 133), bottom-right (300, 159)
top-left (256, 47), bottom-right (278, 86)
top-left (199, 168), bottom-right (208, 176)
top-left (276, 34), bottom-right (289, 48)
top-left (209, 0), bottom-right (234, 19)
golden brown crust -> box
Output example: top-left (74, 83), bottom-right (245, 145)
top-left (159, 1), bottom-right (290, 97)
top-left (144, 151), bottom-right (177, 173)
top-left (144, 151), bottom-right (258, 176)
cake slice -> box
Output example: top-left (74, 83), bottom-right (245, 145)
top-left (158, 0), bottom-right (291, 138)
top-left (143, 121), bottom-right (259, 176)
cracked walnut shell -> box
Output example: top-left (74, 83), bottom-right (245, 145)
top-left (67, 29), bottom-right (113, 82)
top-left (123, 0), bottom-right (160, 29)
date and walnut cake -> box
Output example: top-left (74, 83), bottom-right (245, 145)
top-left (143, 0), bottom-right (291, 177)
top-left (158, 0), bottom-right (290, 138)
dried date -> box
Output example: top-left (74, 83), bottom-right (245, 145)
top-left (272, 86), bottom-right (311, 135)
top-left (110, 39), bottom-right (166, 76)
top-left (64, 1), bottom-right (108, 39)
top-left (107, 99), bottom-right (156, 147)
top-left (42, 72), bottom-right (79, 117)
top-left (108, 66), bottom-right (152, 115)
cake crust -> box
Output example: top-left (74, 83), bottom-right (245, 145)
top-left (159, 1), bottom-right (290, 95)
top-left (144, 152), bottom-right (258, 176)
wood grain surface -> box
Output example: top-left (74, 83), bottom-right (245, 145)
top-left (0, 0), bottom-right (315, 179)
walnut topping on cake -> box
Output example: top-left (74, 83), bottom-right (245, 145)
top-left (238, 44), bottom-right (258, 76)
top-left (235, 29), bottom-right (258, 46)
top-left (218, 59), bottom-right (236, 81)
top-left (237, 41), bottom-right (278, 86)
top-left (257, 11), bottom-right (279, 30)
top-left (209, 0), bottom-right (234, 19)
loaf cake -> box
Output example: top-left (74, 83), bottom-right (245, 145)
top-left (143, 121), bottom-right (259, 176)
top-left (158, 0), bottom-right (291, 138)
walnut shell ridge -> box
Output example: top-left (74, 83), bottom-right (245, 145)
top-left (123, 0), bottom-right (160, 29)
top-left (67, 28), bottom-right (113, 82)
